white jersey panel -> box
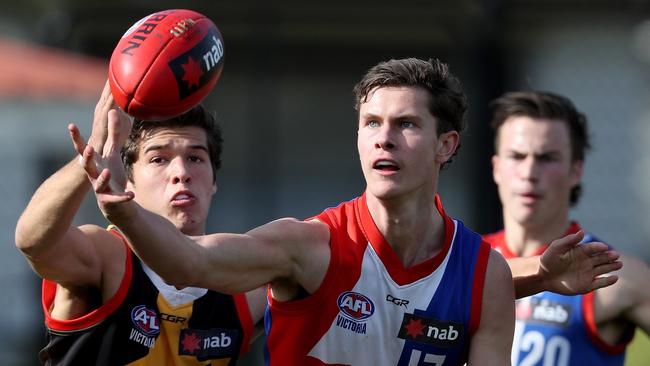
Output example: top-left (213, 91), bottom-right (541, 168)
top-left (307, 221), bottom-right (457, 365)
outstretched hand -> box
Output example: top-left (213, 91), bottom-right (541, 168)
top-left (540, 230), bottom-right (623, 295)
top-left (69, 106), bottom-right (135, 217)
top-left (86, 81), bottom-right (114, 152)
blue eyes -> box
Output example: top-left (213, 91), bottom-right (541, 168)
top-left (366, 121), bottom-right (414, 128)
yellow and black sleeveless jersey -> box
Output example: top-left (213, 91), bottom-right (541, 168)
top-left (39, 229), bottom-right (253, 365)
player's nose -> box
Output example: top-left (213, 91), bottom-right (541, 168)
top-left (170, 158), bottom-right (192, 184)
top-left (374, 125), bottom-right (396, 150)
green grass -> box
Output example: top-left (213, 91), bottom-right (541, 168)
top-left (625, 329), bottom-right (650, 366)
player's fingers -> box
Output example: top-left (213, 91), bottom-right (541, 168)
top-left (590, 275), bottom-right (619, 291)
top-left (106, 110), bottom-right (120, 152)
top-left (68, 123), bottom-right (86, 155)
top-left (96, 80), bottom-right (114, 112)
top-left (102, 190), bottom-right (135, 204)
top-left (82, 145), bottom-right (99, 179)
top-left (589, 250), bottom-right (620, 266)
top-left (592, 261), bottom-right (623, 277)
top-left (547, 230), bottom-right (584, 254)
top-left (95, 168), bottom-right (111, 193)
top-left (581, 241), bottom-right (615, 257)
top-left (116, 107), bottom-right (133, 136)
top-left (106, 109), bottom-right (130, 152)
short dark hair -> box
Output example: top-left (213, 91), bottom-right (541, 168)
top-left (353, 58), bottom-right (468, 166)
top-left (489, 91), bottom-right (591, 205)
top-left (122, 104), bottom-right (223, 183)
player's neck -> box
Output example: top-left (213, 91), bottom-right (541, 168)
top-left (366, 192), bottom-right (444, 268)
top-left (503, 216), bottom-right (572, 257)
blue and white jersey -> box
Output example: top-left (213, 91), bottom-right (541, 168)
top-left (484, 224), bottom-right (634, 366)
top-left (265, 193), bottom-right (491, 366)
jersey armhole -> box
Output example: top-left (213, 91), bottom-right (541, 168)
top-left (469, 241), bottom-right (491, 336)
top-left (233, 293), bottom-right (254, 354)
top-left (267, 216), bottom-right (339, 314)
top-left (42, 229), bottom-right (133, 331)
top-left (582, 291), bottom-right (634, 354)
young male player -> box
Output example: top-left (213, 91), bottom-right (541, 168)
top-left (15, 83), bottom-right (265, 365)
top-left (484, 90), bottom-right (650, 365)
top-left (77, 60), bottom-right (622, 365)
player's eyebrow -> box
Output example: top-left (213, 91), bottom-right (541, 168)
top-left (143, 144), bottom-right (209, 153)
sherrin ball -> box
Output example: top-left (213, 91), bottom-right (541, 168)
top-left (108, 9), bottom-right (224, 120)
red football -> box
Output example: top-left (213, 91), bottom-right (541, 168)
top-left (108, 9), bottom-right (224, 120)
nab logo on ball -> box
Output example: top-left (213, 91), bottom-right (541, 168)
top-left (168, 27), bottom-right (224, 100)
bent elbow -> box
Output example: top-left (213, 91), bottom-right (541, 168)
top-left (15, 223), bottom-right (36, 256)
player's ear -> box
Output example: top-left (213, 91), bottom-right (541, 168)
top-left (570, 159), bottom-right (583, 187)
top-left (492, 154), bottom-right (501, 184)
top-left (212, 182), bottom-right (218, 195)
top-left (126, 179), bottom-right (135, 192)
top-left (435, 130), bottom-right (459, 164)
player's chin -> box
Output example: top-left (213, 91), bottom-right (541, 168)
top-left (513, 211), bottom-right (540, 227)
top-left (366, 183), bottom-right (404, 201)
top-left (172, 214), bottom-right (203, 235)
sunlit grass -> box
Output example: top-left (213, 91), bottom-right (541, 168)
top-left (625, 329), bottom-right (650, 366)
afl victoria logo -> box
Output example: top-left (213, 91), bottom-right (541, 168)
top-left (130, 305), bottom-right (160, 336)
top-left (337, 291), bottom-right (375, 321)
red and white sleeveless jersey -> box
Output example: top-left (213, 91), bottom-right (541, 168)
top-left (265, 193), bottom-right (491, 366)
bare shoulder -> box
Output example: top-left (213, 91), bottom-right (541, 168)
top-left (467, 249), bottom-right (514, 364)
top-left (484, 249), bottom-right (514, 290)
top-left (480, 249), bottom-right (515, 320)
top-left (260, 218), bottom-right (332, 295)
top-left (30, 223), bottom-right (126, 289)
top-left (75, 224), bottom-right (128, 290)
top-left (77, 224), bottom-right (127, 258)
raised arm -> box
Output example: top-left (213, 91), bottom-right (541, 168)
top-left (73, 119), bottom-right (331, 295)
top-left (467, 250), bottom-right (514, 365)
top-left (129, 211), bottom-right (329, 294)
top-left (14, 82), bottom-right (123, 287)
top-left (506, 231), bottom-right (623, 298)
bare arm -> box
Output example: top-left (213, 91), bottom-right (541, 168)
top-left (14, 82), bottom-right (119, 287)
top-left (597, 254), bottom-right (650, 335)
top-left (506, 231), bottom-right (622, 298)
top-left (74, 112), bottom-right (331, 296)
top-left (621, 256), bottom-right (650, 334)
top-left (467, 250), bottom-right (514, 365)
top-left (107, 197), bottom-right (329, 294)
